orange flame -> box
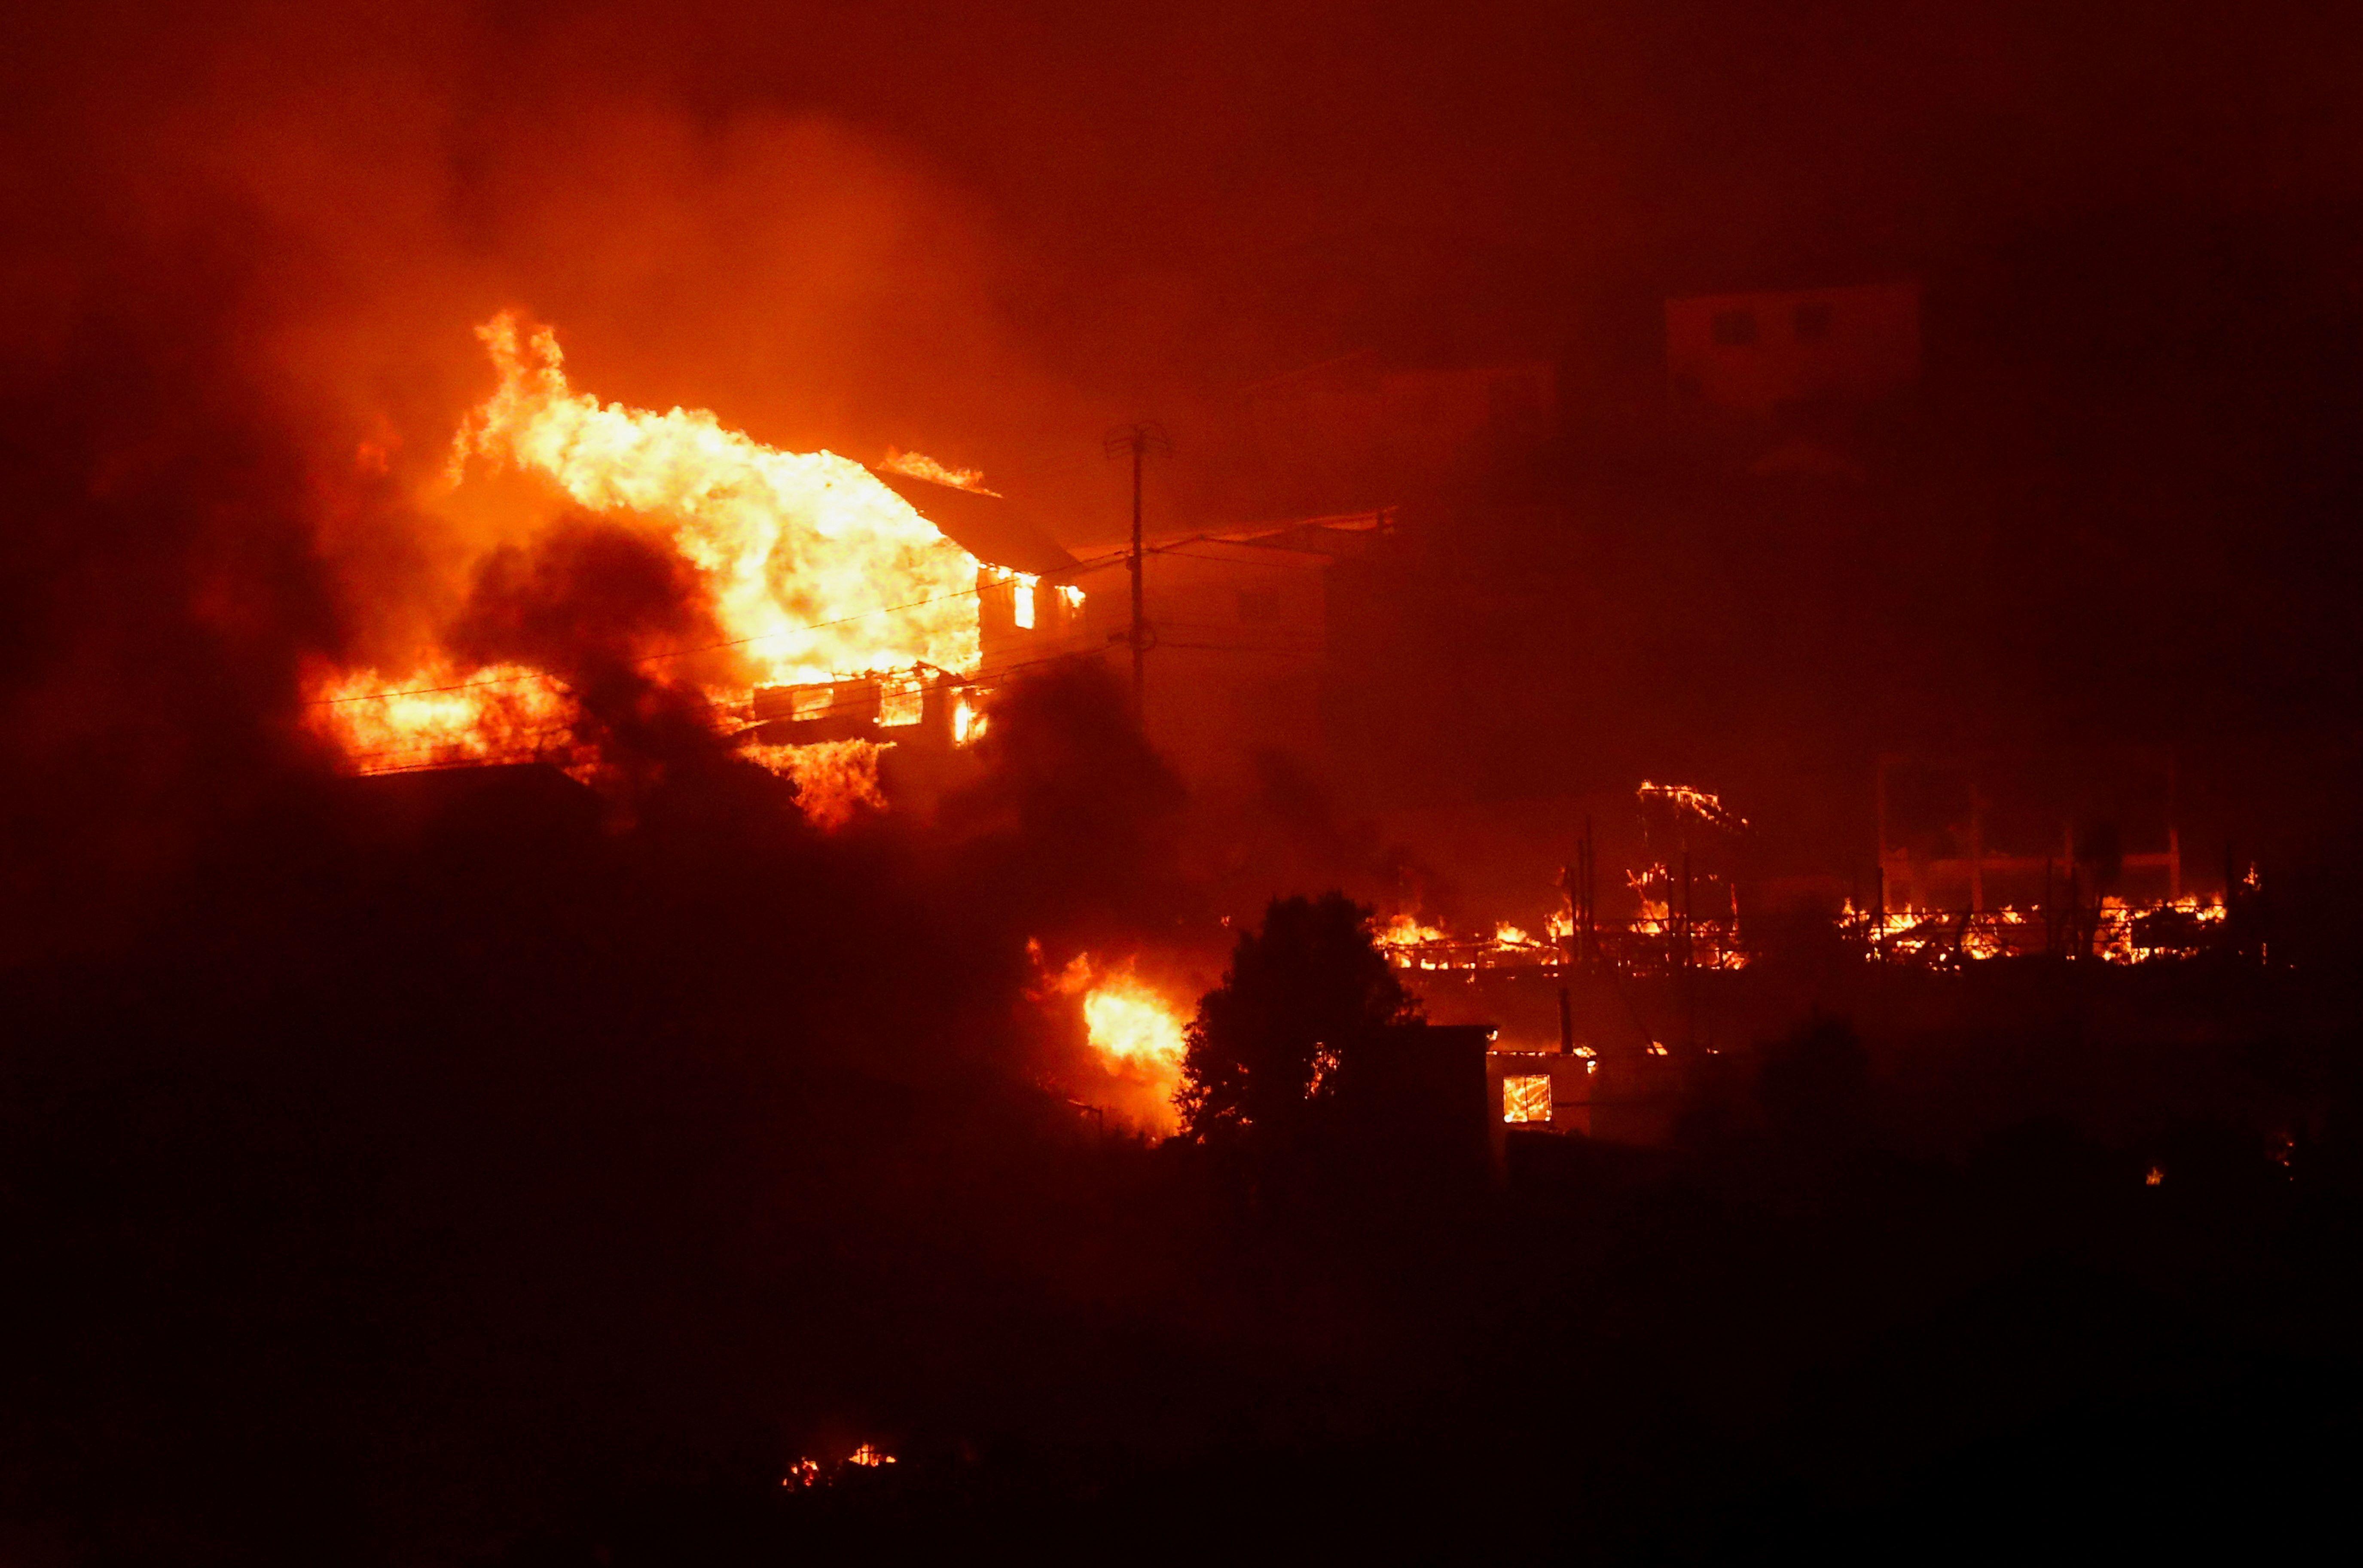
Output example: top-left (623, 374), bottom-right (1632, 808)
top-left (1637, 779), bottom-right (1748, 833)
top-left (741, 738), bottom-right (887, 830)
top-left (455, 314), bottom-right (980, 688)
top-left (308, 659), bottom-right (577, 773)
top-left (1082, 970), bottom-right (1188, 1075)
top-left (879, 446), bottom-right (999, 495)
top-left (1374, 912), bottom-right (1444, 947)
top-left (952, 690), bottom-right (987, 745)
top-left (1032, 946), bottom-right (1189, 1134)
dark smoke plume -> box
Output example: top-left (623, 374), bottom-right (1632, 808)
top-left (449, 512), bottom-right (732, 775)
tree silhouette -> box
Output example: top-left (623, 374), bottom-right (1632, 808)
top-left (1177, 893), bottom-right (1419, 1142)
top-left (1756, 1014), bottom-right (1869, 1146)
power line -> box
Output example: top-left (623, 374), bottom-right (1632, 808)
top-left (334, 613), bottom-right (1324, 773)
top-left (308, 586), bottom-right (980, 706)
top-left (333, 607), bottom-right (1153, 772)
top-left (1155, 641), bottom-right (1326, 657)
top-left (1149, 544), bottom-right (1318, 567)
top-left (338, 639), bottom-right (1131, 776)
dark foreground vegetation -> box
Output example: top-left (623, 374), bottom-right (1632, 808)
top-left (2, 734), bottom-right (2357, 1566)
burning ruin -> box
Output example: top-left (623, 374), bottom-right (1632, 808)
top-left (1374, 771), bottom-right (2257, 994)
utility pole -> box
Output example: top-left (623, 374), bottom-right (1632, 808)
top-left (1102, 421), bottom-right (1170, 716)
top-left (1558, 857), bottom-right (1577, 1053)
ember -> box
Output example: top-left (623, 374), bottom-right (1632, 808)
top-left (781, 1446), bottom-right (896, 1490)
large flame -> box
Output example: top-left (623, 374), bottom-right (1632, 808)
top-left (1032, 945), bottom-right (1190, 1134)
top-left (308, 659), bottom-right (577, 773)
top-left (308, 314), bottom-right (985, 800)
top-left (1082, 971), bottom-right (1189, 1076)
top-left (1081, 966), bottom-right (1190, 1136)
top-left (455, 314), bottom-right (980, 686)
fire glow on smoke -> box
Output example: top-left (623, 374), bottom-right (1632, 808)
top-left (307, 314), bottom-right (987, 824)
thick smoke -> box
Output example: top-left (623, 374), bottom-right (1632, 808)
top-left (0, 269), bottom-right (339, 955)
top-left (447, 512), bottom-right (730, 774)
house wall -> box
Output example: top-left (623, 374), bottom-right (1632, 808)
top-left (1665, 280), bottom-right (1920, 417)
top-left (1036, 540), bottom-right (1332, 787)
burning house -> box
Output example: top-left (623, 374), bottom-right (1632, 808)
top-left (302, 301), bottom-right (2265, 1156)
top-left (307, 314), bottom-right (1110, 825)
top-left (307, 312), bottom-right (1394, 824)
top-left (733, 461), bottom-right (1093, 802)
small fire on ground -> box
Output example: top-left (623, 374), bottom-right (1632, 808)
top-left (782, 1445), bottom-right (896, 1489)
top-left (1372, 781), bottom-right (2253, 977)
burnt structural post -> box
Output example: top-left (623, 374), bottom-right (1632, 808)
top-left (1874, 862), bottom-right (1887, 961)
top-left (1681, 851), bottom-right (1694, 964)
top-left (1681, 849), bottom-right (1696, 1049)
top-left (1968, 779), bottom-right (1984, 914)
top-left (1874, 754), bottom-right (1893, 913)
top-left (2167, 752), bottom-right (2182, 900)
top-left (1560, 862), bottom-right (1578, 969)
top-left (1582, 814), bottom-right (1597, 965)
top-left (1102, 421), bottom-right (1170, 717)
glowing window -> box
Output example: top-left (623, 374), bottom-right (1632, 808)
top-left (1503, 1074), bottom-right (1553, 1125)
top-left (1013, 574), bottom-right (1038, 629)
top-left (791, 687), bottom-right (834, 720)
top-left (878, 675), bottom-right (924, 727)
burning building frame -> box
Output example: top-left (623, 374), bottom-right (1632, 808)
top-left (1858, 749), bottom-right (2248, 967)
top-left (1373, 755), bottom-right (2259, 1001)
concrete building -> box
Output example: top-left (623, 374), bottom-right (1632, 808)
top-left (1242, 351), bottom-right (1557, 513)
top-left (1665, 280), bottom-right (1920, 418)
